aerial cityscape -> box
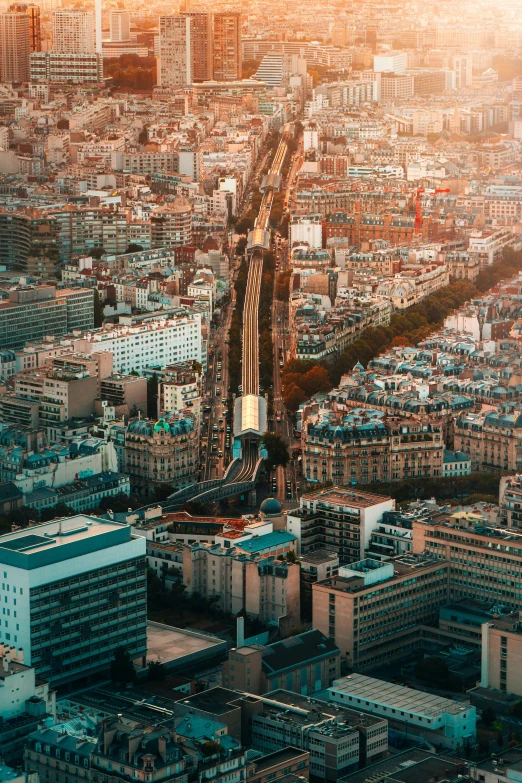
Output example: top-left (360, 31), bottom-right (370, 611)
top-left (3, 0), bottom-right (522, 780)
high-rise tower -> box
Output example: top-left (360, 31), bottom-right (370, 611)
top-left (182, 11), bottom-right (212, 82)
top-left (0, 10), bottom-right (30, 82)
top-left (213, 12), bottom-right (242, 81)
top-left (8, 3), bottom-right (41, 51)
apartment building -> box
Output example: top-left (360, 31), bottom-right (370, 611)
top-left (499, 474), bottom-right (522, 529)
top-left (213, 12), bottom-right (242, 81)
top-left (183, 544), bottom-right (301, 631)
top-left (159, 15), bottom-right (191, 88)
top-left (183, 11), bottom-right (212, 81)
top-left (123, 412), bottom-right (199, 496)
top-left (73, 312), bottom-right (203, 374)
top-left (313, 555), bottom-right (449, 670)
top-left (412, 513), bottom-right (522, 609)
top-left (51, 9), bottom-right (95, 53)
top-left (150, 201), bottom-right (192, 248)
top-left (0, 286), bottom-right (94, 351)
top-left (301, 411), bottom-right (444, 489)
top-left (250, 689), bottom-right (388, 779)
top-left (480, 613), bottom-right (522, 696)
top-left (0, 11), bottom-right (30, 83)
top-left (454, 409), bottom-right (522, 473)
top-left (9, 3), bottom-right (40, 52)
top-left (287, 487), bottom-right (394, 563)
top-left (0, 516), bottom-right (147, 686)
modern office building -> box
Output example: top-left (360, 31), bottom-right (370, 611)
top-left (159, 15), bottom-right (191, 88)
top-left (329, 674), bottom-right (476, 750)
top-left (250, 689), bottom-right (388, 779)
top-left (412, 513), bottom-right (522, 609)
top-left (312, 555), bottom-right (449, 670)
top-left (109, 10), bottom-right (130, 42)
top-left (30, 52), bottom-right (103, 83)
top-left (0, 11), bottom-right (30, 83)
top-left (183, 11), bottom-right (212, 81)
top-left (0, 515), bottom-right (147, 686)
top-left (51, 9), bottom-right (95, 53)
top-left (0, 286), bottom-right (94, 351)
top-left (287, 487), bottom-right (395, 563)
top-left (213, 12), bottom-right (242, 81)
top-left (8, 3), bottom-right (40, 51)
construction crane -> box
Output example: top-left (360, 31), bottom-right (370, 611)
top-left (414, 187), bottom-right (451, 234)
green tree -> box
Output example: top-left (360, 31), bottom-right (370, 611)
top-left (261, 432), bottom-right (290, 470)
top-left (147, 659), bottom-right (166, 680)
top-left (126, 243), bottom-right (144, 253)
top-left (110, 646), bottom-right (136, 685)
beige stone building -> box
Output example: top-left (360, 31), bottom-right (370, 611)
top-left (302, 413), bottom-right (444, 487)
top-left (124, 412), bottom-right (198, 497)
top-left (481, 614), bottom-right (522, 696)
top-left (312, 555), bottom-right (449, 670)
top-left (183, 543), bottom-right (301, 632)
top-left (412, 513), bottom-right (522, 609)
top-left (454, 409), bottom-right (522, 473)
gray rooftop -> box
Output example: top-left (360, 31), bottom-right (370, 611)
top-left (0, 516), bottom-right (134, 569)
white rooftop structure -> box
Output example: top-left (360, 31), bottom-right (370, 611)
top-left (328, 673), bottom-right (476, 750)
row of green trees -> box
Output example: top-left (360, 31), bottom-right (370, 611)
top-left (259, 251), bottom-right (276, 392)
top-left (280, 248), bottom-right (522, 413)
top-left (228, 257), bottom-right (249, 394)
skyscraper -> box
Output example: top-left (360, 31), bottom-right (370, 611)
top-left (182, 11), bottom-right (212, 81)
top-left (110, 9), bottom-right (130, 42)
top-left (213, 11), bottom-right (242, 81)
top-left (51, 9), bottom-right (95, 53)
top-left (8, 3), bottom-right (41, 52)
top-left (0, 11), bottom-right (30, 83)
top-left (159, 15), bottom-right (191, 87)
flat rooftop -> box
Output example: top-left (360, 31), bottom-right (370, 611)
top-left (263, 689), bottom-right (384, 728)
top-left (142, 622), bottom-right (226, 671)
top-left (319, 555), bottom-right (445, 593)
top-left (177, 686), bottom-right (258, 714)
top-left (330, 673), bottom-right (473, 718)
top-left (301, 486), bottom-right (392, 509)
top-left (300, 549), bottom-right (339, 565)
top-left (0, 515), bottom-right (136, 569)
top-left (339, 749), bottom-right (469, 783)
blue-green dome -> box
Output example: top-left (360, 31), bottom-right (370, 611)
top-left (260, 497), bottom-right (282, 516)
top-left (153, 418), bottom-right (171, 433)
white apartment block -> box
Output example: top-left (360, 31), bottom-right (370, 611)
top-left (159, 15), bottom-right (191, 88)
top-left (373, 51), bottom-right (407, 74)
top-left (73, 313), bottom-right (203, 375)
top-left (51, 10), bottom-right (95, 54)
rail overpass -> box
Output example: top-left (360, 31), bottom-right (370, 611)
top-left (165, 128), bottom-right (291, 507)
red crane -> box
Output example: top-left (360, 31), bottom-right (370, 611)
top-left (414, 187), bottom-right (451, 235)
top-left (414, 187), bottom-right (424, 235)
